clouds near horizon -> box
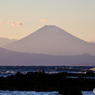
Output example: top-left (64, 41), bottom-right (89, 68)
top-left (0, 20), bottom-right (23, 27)
top-left (9, 21), bottom-right (23, 27)
top-left (40, 19), bottom-right (48, 23)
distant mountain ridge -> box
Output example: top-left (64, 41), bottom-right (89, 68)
top-left (0, 38), bottom-right (17, 46)
top-left (0, 47), bottom-right (95, 66)
top-left (3, 25), bottom-right (95, 55)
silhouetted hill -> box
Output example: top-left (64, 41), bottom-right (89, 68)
top-left (0, 38), bottom-right (16, 46)
top-left (0, 47), bottom-right (95, 66)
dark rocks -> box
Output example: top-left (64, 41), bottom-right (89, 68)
top-left (0, 72), bottom-right (94, 92)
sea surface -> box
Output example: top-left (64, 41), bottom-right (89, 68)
top-left (0, 66), bottom-right (95, 95)
top-left (0, 91), bottom-right (94, 95)
top-left (0, 66), bottom-right (95, 77)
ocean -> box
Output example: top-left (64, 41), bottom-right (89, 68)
top-left (0, 91), bottom-right (94, 95)
top-left (0, 66), bottom-right (95, 77)
top-left (0, 66), bottom-right (95, 95)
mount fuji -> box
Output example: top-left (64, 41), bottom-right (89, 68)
top-left (3, 25), bottom-right (95, 55)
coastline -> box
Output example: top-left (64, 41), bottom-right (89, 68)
top-left (0, 71), bottom-right (94, 91)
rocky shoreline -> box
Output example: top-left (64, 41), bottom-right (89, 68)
top-left (0, 71), bottom-right (94, 92)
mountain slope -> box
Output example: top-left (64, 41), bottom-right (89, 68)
top-left (0, 47), bottom-right (95, 66)
top-left (3, 25), bottom-right (95, 55)
top-left (0, 38), bottom-right (16, 46)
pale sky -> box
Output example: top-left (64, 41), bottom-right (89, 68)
top-left (0, 0), bottom-right (95, 42)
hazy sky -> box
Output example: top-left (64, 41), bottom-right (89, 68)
top-left (0, 0), bottom-right (95, 42)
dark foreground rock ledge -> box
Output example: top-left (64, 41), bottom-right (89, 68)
top-left (0, 71), bottom-right (95, 91)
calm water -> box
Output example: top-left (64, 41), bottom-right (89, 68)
top-left (0, 91), bottom-right (94, 95)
